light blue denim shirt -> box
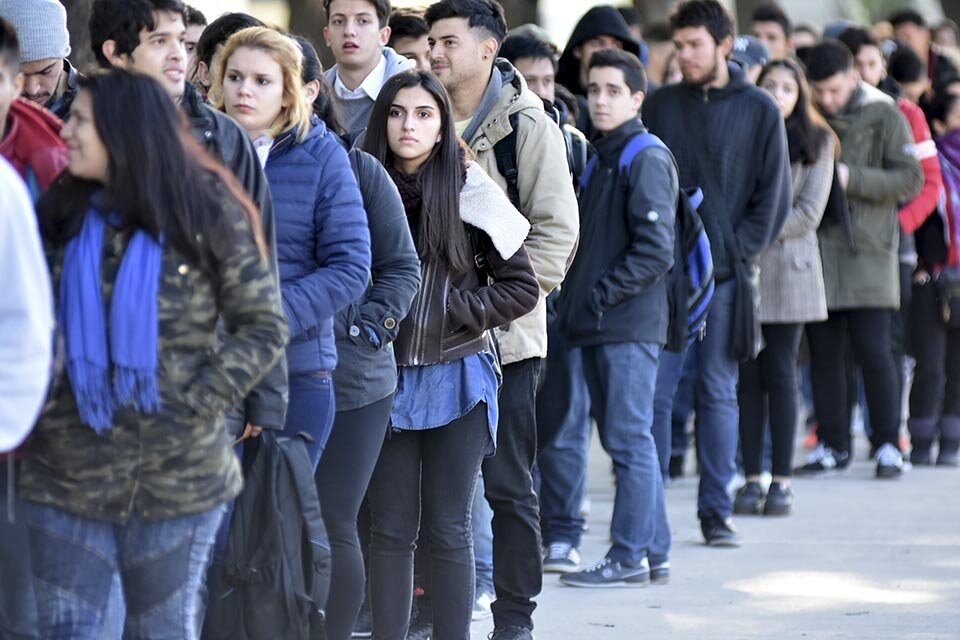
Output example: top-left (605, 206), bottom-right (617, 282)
top-left (390, 351), bottom-right (500, 455)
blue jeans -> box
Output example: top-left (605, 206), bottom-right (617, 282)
top-left (286, 370), bottom-right (336, 468)
top-left (655, 280), bottom-right (739, 520)
top-left (581, 341), bottom-right (669, 566)
top-left (472, 473), bottom-right (494, 595)
top-left (536, 347), bottom-right (590, 548)
top-left (27, 502), bottom-right (224, 640)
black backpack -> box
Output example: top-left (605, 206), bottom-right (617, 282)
top-left (493, 98), bottom-right (589, 209)
top-left (202, 432), bottom-right (331, 640)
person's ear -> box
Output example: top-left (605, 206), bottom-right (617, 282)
top-left (102, 40), bottom-right (127, 68)
top-left (573, 44), bottom-right (582, 61)
top-left (379, 25), bottom-right (391, 48)
top-left (718, 35), bottom-right (734, 59)
top-left (12, 71), bottom-right (23, 99)
top-left (323, 26), bottom-right (331, 48)
top-left (933, 118), bottom-right (946, 137)
top-left (481, 37), bottom-right (498, 61)
top-left (197, 61), bottom-right (210, 87)
top-left (631, 90), bottom-right (645, 113)
top-left (303, 79), bottom-right (321, 105)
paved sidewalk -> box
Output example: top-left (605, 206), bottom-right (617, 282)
top-left (471, 434), bottom-right (960, 639)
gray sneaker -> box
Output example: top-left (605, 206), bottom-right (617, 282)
top-left (559, 557), bottom-right (650, 588)
top-left (543, 542), bottom-right (581, 573)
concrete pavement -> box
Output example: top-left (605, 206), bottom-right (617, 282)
top-left (471, 433), bottom-right (960, 639)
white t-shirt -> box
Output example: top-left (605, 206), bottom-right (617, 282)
top-left (0, 156), bottom-right (53, 452)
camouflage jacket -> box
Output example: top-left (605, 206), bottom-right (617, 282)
top-left (19, 203), bottom-right (288, 523)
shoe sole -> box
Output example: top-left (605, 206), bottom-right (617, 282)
top-left (351, 633), bottom-right (372, 639)
top-left (762, 505), bottom-right (792, 516)
top-left (733, 503), bottom-right (764, 516)
top-left (876, 468), bottom-right (903, 479)
top-left (559, 577), bottom-right (650, 588)
top-left (650, 574), bottom-right (670, 585)
top-left (543, 563), bottom-right (580, 574)
top-left (706, 537), bottom-right (742, 548)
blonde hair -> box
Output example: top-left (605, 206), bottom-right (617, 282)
top-left (211, 27), bottom-right (312, 142)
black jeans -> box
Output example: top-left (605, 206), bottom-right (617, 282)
top-left (908, 280), bottom-right (960, 444)
top-left (807, 309), bottom-right (900, 454)
top-left (738, 323), bottom-right (803, 478)
top-left (367, 404), bottom-right (489, 640)
top-left (481, 358), bottom-right (543, 630)
top-left (891, 263), bottom-right (913, 419)
top-left (315, 394), bottom-right (393, 640)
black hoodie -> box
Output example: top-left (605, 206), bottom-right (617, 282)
top-left (642, 63), bottom-right (791, 281)
top-left (557, 6), bottom-right (640, 138)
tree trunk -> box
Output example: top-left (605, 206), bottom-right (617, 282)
top-left (636, 0), bottom-right (677, 26)
top-left (62, 0), bottom-right (95, 73)
top-left (499, 0), bottom-right (539, 27)
top-left (287, 0), bottom-right (333, 70)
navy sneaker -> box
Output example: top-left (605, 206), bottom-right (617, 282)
top-left (559, 557), bottom-right (650, 588)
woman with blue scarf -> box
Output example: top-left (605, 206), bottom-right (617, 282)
top-left (19, 70), bottom-right (288, 639)
top-left (909, 92), bottom-right (960, 467)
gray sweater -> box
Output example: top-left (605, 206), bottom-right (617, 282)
top-left (324, 47), bottom-right (414, 135)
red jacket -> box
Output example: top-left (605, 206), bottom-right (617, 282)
top-left (0, 98), bottom-right (67, 197)
top-left (897, 99), bottom-right (942, 234)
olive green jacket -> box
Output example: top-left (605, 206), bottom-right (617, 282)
top-left (20, 203), bottom-right (287, 522)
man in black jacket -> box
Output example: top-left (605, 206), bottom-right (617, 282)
top-left (557, 49), bottom-right (676, 588)
top-left (89, 0), bottom-right (288, 439)
top-left (642, 0), bottom-right (791, 548)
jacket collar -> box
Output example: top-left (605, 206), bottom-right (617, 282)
top-left (47, 59), bottom-right (80, 119)
top-left (679, 62), bottom-right (751, 103)
top-left (592, 117), bottom-right (646, 162)
top-left (464, 60), bottom-right (544, 151)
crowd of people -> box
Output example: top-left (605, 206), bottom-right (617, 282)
top-left (0, 0), bottom-right (957, 638)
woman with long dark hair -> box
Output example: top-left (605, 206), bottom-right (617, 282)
top-left (909, 92), bottom-right (960, 466)
top-left (735, 58), bottom-right (837, 516)
top-left (213, 27), bottom-right (371, 467)
top-left (20, 69), bottom-right (287, 639)
top-left (361, 70), bottom-right (538, 639)
top-left (294, 35), bottom-right (424, 640)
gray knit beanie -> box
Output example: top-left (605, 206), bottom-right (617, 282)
top-left (0, 0), bottom-right (71, 63)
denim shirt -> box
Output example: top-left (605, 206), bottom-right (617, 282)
top-left (390, 351), bottom-right (500, 455)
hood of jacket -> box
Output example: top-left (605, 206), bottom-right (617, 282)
top-left (557, 6), bottom-right (641, 96)
top-left (463, 60), bottom-right (545, 148)
top-left (1, 98), bottom-right (67, 191)
top-left (47, 59), bottom-right (81, 121)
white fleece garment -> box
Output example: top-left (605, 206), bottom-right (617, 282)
top-left (459, 162), bottom-right (531, 259)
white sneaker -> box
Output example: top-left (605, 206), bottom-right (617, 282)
top-left (543, 542), bottom-right (581, 573)
top-left (876, 443), bottom-right (904, 479)
top-left (472, 591), bottom-right (493, 621)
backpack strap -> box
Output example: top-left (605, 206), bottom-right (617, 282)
top-left (493, 112), bottom-right (522, 210)
top-left (579, 155), bottom-right (599, 192)
top-left (617, 133), bottom-right (667, 184)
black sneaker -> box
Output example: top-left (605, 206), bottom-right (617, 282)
top-left (910, 442), bottom-right (933, 466)
top-left (650, 561), bottom-right (670, 585)
top-left (488, 626), bottom-right (535, 640)
top-left (700, 514), bottom-right (742, 548)
top-left (352, 596), bottom-right (373, 638)
top-left (543, 542), bottom-right (580, 573)
top-left (406, 619), bottom-right (432, 640)
top-left (795, 444), bottom-right (849, 475)
top-left (875, 443), bottom-right (904, 479)
top-left (559, 557), bottom-right (650, 588)
top-left (936, 445), bottom-right (959, 467)
top-left (763, 482), bottom-right (794, 516)
top-left (668, 454), bottom-right (685, 479)
top-left (733, 481), bottom-right (765, 515)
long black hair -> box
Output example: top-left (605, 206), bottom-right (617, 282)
top-left (292, 35), bottom-right (344, 136)
top-left (39, 69), bottom-right (264, 269)
top-left (757, 58), bottom-right (836, 165)
top-left (363, 70), bottom-right (472, 274)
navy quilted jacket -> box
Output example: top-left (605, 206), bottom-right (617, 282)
top-left (266, 119), bottom-right (371, 374)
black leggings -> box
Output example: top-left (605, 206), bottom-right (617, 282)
top-left (738, 323), bottom-right (803, 478)
top-left (807, 309), bottom-right (900, 454)
top-left (908, 280), bottom-right (960, 435)
top-left (315, 394), bottom-right (393, 640)
top-left (366, 404), bottom-right (489, 640)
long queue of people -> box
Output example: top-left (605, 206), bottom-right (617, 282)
top-left (0, 0), bottom-right (957, 639)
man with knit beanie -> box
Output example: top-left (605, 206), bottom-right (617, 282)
top-left (0, 0), bottom-right (81, 120)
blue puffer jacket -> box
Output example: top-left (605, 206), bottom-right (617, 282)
top-left (266, 119), bottom-right (371, 374)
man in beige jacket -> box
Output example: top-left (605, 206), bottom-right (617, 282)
top-left (426, 1), bottom-right (579, 638)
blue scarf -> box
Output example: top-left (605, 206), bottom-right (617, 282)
top-left (59, 203), bottom-right (163, 432)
